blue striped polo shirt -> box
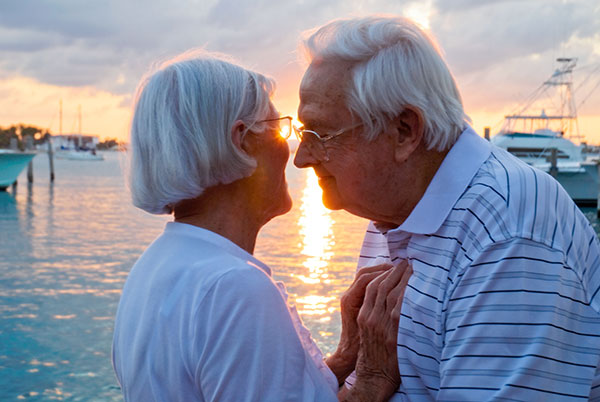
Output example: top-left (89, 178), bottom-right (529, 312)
top-left (353, 127), bottom-right (600, 401)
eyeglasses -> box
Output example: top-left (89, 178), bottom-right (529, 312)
top-left (254, 116), bottom-right (293, 139)
top-left (293, 121), bottom-right (364, 162)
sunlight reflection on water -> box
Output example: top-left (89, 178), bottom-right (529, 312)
top-left (0, 152), bottom-right (368, 400)
top-left (297, 171), bottom-right (334, 284)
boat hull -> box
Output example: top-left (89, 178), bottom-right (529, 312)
top-left (55, 150), bottom-right (104, 161)
top-left (0, 152), bottom-right (36, 189)
top-left (492, 134), bottom-right (600, 206)
top-left (554, 162), bottom-right (599, 205)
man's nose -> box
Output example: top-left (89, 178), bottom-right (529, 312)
top-left (293, 141), bottom-right (319, 168)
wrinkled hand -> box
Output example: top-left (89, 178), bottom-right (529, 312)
top-left (327, 264), bottom-right (393, 384)
top-left (352, 260), bottom-right (412, 402)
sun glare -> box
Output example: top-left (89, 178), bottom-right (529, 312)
top-left (404, 1), bottom-right (432, 29)
top-left (292, 117), bottom-right (302, 129)
top-left (280, 117), bottom-right (302, 140)
top-left (280, 125), bottom-right (291, 139)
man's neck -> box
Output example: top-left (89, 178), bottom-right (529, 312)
top-left (378, 146), bottom-right (450, 228)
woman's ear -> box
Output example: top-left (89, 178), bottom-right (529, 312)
top-left (392, 106), bottom-right (425, 163)
top-left (231, 120), bottom-right (248, 152)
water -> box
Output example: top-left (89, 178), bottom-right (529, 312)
top-left (0, 151), bottom-right (369, 401)
top-left (3, 152), bottom-right (600, 401)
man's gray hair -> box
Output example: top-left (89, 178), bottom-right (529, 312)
top-left (128, 50), bottom-right (274, 214)
top-left (302, 16), bottom-right (468, 151)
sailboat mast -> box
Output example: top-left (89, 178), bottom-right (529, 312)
top-left (78, 105), bottom-right (82, 135)
top-left (59, 99), bottom-right (63, 135)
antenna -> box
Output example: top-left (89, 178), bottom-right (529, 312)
top-left (501, 57), bottom-right (583, 142)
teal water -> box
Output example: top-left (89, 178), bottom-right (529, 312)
top-left (0, 151), bottom-right (369, 400)
top-left (2, 152), bottom-right (600, 400)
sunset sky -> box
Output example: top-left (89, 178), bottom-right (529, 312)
top-left (1, 0), bottom-right (599, 143)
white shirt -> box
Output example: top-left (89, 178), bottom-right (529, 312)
top-left (112, 222), bottom-right (338, 401)
top-left (353, 127), bottom-right (600, 401)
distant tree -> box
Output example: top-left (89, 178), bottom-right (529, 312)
top-left (97, 138), bottom-right (124, 150)
top-left (20, 125), bottom-right (50, 145)
top-left (0, 124), bottom-right (51, 149)
top-left (0, 126), bottom-right (19, 149)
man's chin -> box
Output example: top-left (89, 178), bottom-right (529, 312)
top-left (318, 177), bottom-right (343, 210)
top-left (321, 194), bottom-right (344, 211)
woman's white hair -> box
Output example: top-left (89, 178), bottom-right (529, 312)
top-left (128, 49), bottom-right (275, 214)
top-left (302, 16), bottom-right (469, 151)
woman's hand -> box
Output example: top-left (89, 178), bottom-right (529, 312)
top-left (346, 261), bottom-right (412, 402)
top-left (326, 263), bottom-right (394, 385)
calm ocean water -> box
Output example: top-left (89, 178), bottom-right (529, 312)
top-left (0, 151), bottom-right (370, 401)
top-left (3, 151), bottom-right (600, 401)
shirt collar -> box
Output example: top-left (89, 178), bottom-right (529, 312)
top-left (391, 125), bottom-right (491, 235)
top-left (164, 221), bottom-right (272, 276)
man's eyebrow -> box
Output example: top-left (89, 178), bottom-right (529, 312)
top-left (297, 119), bottom-right (322, 130)
top-left (297, 117), bottom-right (310, 127)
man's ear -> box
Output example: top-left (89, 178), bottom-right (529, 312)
top-left (231, 120), bottom-right (249, 153)
top-left (392, 106), bottom-right (425, 163)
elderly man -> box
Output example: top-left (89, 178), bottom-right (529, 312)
top-left (294, 16), bottom-right (600, 401)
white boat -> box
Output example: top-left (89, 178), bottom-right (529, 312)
top-left (55, 149), bottom-right (104, 161)
top-left (51, 102), bottom-right (104, 161)
top-left (0, 150), bottom-right (36, 190)
top-left (491, 58), bottom-right (599, 205)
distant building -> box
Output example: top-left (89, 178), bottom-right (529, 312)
top-left (48, 134), bottom-right (100, 151)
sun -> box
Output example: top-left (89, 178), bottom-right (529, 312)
top-left (404, 1), bottom-right (433, 30)
top-left (278, 116), bottom-right (302, 140)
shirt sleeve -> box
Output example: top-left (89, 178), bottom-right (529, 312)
top-left (192, 265), bottom-right (338, 402)
top-left (440, 237), bottom-right (600, 401)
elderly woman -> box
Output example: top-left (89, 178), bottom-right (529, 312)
top-left (112, 50), bottom-right (410, 402)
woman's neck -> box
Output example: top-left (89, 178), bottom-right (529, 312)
top-left (173, 184), bottom-right (262, 254)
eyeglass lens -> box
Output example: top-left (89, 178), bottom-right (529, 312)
top-left (279, 119), bottom-right (292, 139)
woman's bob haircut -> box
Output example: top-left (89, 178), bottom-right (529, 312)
top-left (302, 16), bottom-right (469, 151)
top-left (128, 50), bottom-right (275, 214)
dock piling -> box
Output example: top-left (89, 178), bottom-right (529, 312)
top-left (549, 148), bottom-right (558, 178)
top-left (46, 134), bottom-right (55, 182)
top-left (25, 135), bottom-right (34, 183)
top-left (9, 137), bottom-right (18, 187)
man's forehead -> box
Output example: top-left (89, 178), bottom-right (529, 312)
top-left (299, 60), bottom-right (352, 106)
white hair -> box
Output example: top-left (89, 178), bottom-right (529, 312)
top-left (128, 49), bottom-right (275, 214)
top-left (302, 16), bottom-right (469, 151)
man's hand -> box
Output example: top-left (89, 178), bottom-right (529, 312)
top-left (327, 263), bottom-right (393, 385)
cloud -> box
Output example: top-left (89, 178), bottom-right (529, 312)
top-left (0, 1), bottom-right (111, 39)
top-left (422, 0), bottom-right (600, 131)
top-left (0, 0), bottom-right (223, 94)
top-left (1, 0), bottom-right (599, 141)
top-left (434, 0), bottom-right (536, 13)
top-left (431, 0), bottom-right (600, 74)
top-left (0, 0), bottom-right (423, 94)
